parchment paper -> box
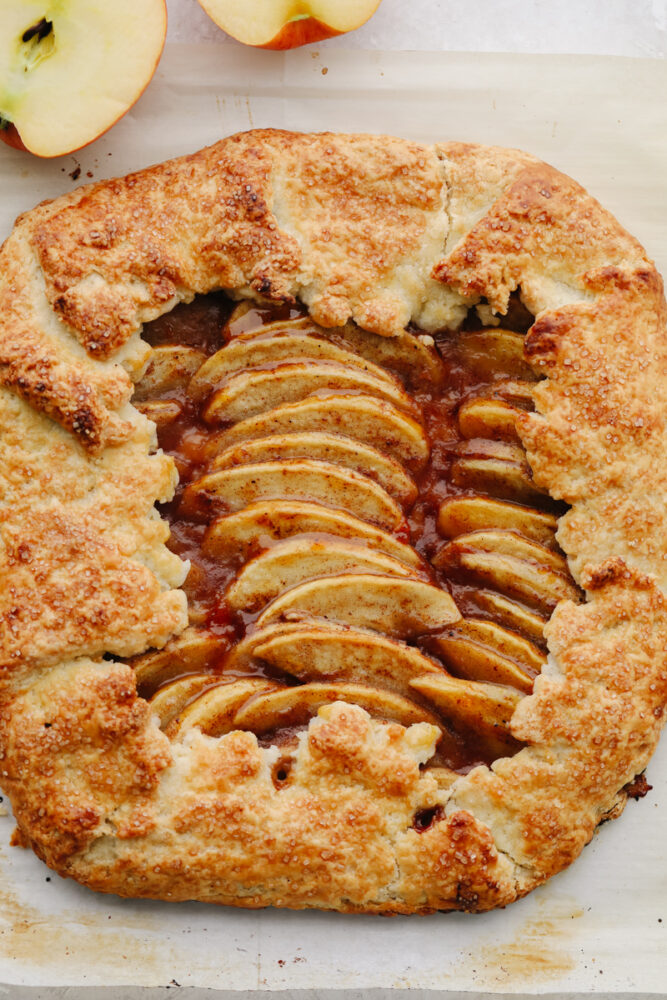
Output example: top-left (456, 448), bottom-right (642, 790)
top-left (0, 47), bottom-right (666, 994)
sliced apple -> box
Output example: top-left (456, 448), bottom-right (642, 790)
top-left (234, 318), bottom-right (445, 386)
top-left (233, 683), bottom-right (441, 735)
top-left (410, 674), bottom-right (523, 754)
top-left (455, 329), bottom-right (536, 381)
top-left (411, 673), bottom-right (522, 730)
top-left (149, 674), bottom-right (216, 729)
top-left (430, 631), bottom-right (535, 694)
top-left (229, 316), bottom-right (314, 339)
top-left (439, 544), bottom-right (580, 615)
top-left (446, 618), bottom-right (545, 674)
top-left (223, 620), bottom-right (324, 673)
top-left (256, 573), bottom-right (461, 636)
top-left (253, 623), bottom-right (445, 699)
top-left (183, 459), bottom-right (404, 531)
top-left (457, 397), bottom-right (523, 443)
top-left (203, 500), bottom-right (424, 568)
top-left (196, 0), bottom-right (382, 51)
top-left (451, 441), bottom-right (549, 505)
top-left (226, 537), bottom-right (422, 612)
top-left (213, 394), bottom-right (431, 472)
top-left (133, 346), bottom-right (206, 402)
top-left (134, 399), bottom-right (183, 429)
top-left (211, 433), bottom-right (418, 508)
top-left (435, 529), bottom-right (569, 575)
top-left (451, 456), bottom-right (548, 506)
top-left (489, 379), bottom-right (535, 410)
top-left (132, 628), bottom-right (226, 697)
top-left (455, 439), bottom-right (531, 464)
top-left (224, 301), bottom-right (255, 333)
top-left (203, 361), bottom-right (417, 425)
top-left (167, 678), bottom-right (281, 738)
top-left (188, 334), bottom-right (399, 402)
top-left (475, 590), bottom-right (548, 643)
top-left (322, 323), bottom-right (445, 386)
top-left (437, 496), bottom-right (558, 550)
top-left (0, 1), bottom-right (167, 157)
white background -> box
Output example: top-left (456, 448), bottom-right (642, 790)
top-left (166, 0), bottom-right (667, 56)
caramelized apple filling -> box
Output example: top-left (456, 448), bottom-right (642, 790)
top-left (130, 294), bottom-right (579, 777)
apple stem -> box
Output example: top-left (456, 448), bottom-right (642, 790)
top-left (0, 116), bottom-right (10, 132)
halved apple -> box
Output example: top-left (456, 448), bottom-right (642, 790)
top-left (196, 0), bottom-right (382, 50)
top-left (0, 0), bottom-right (167, 157)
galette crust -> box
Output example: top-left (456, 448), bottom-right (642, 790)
top-left (0, 131), bottom-right (665, 913)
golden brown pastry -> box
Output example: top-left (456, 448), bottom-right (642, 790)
top-left (0, 130), bottom-right (665, 913)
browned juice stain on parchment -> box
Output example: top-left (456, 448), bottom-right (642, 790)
top-left (456, 896), bottom-right (581, 987)
top-left (0, 844), bottom-right (163, 972)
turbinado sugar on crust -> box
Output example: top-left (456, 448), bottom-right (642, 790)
top-left (0, 132), bottom-right (665, 913)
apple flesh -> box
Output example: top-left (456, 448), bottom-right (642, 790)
top-left (0, 0), bottom-right (166, 158)
top-left (196, 0), bottom-right (383, 49)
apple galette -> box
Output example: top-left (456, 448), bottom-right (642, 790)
top-left (0, 131), bottom-right (665, 913)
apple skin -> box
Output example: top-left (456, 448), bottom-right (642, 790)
top-left (196, 0), bottom-right (383, 50)
top-left (259, 17), bottom-right (342, 50)
top-left (0, 122), bottom-right (28, 152)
